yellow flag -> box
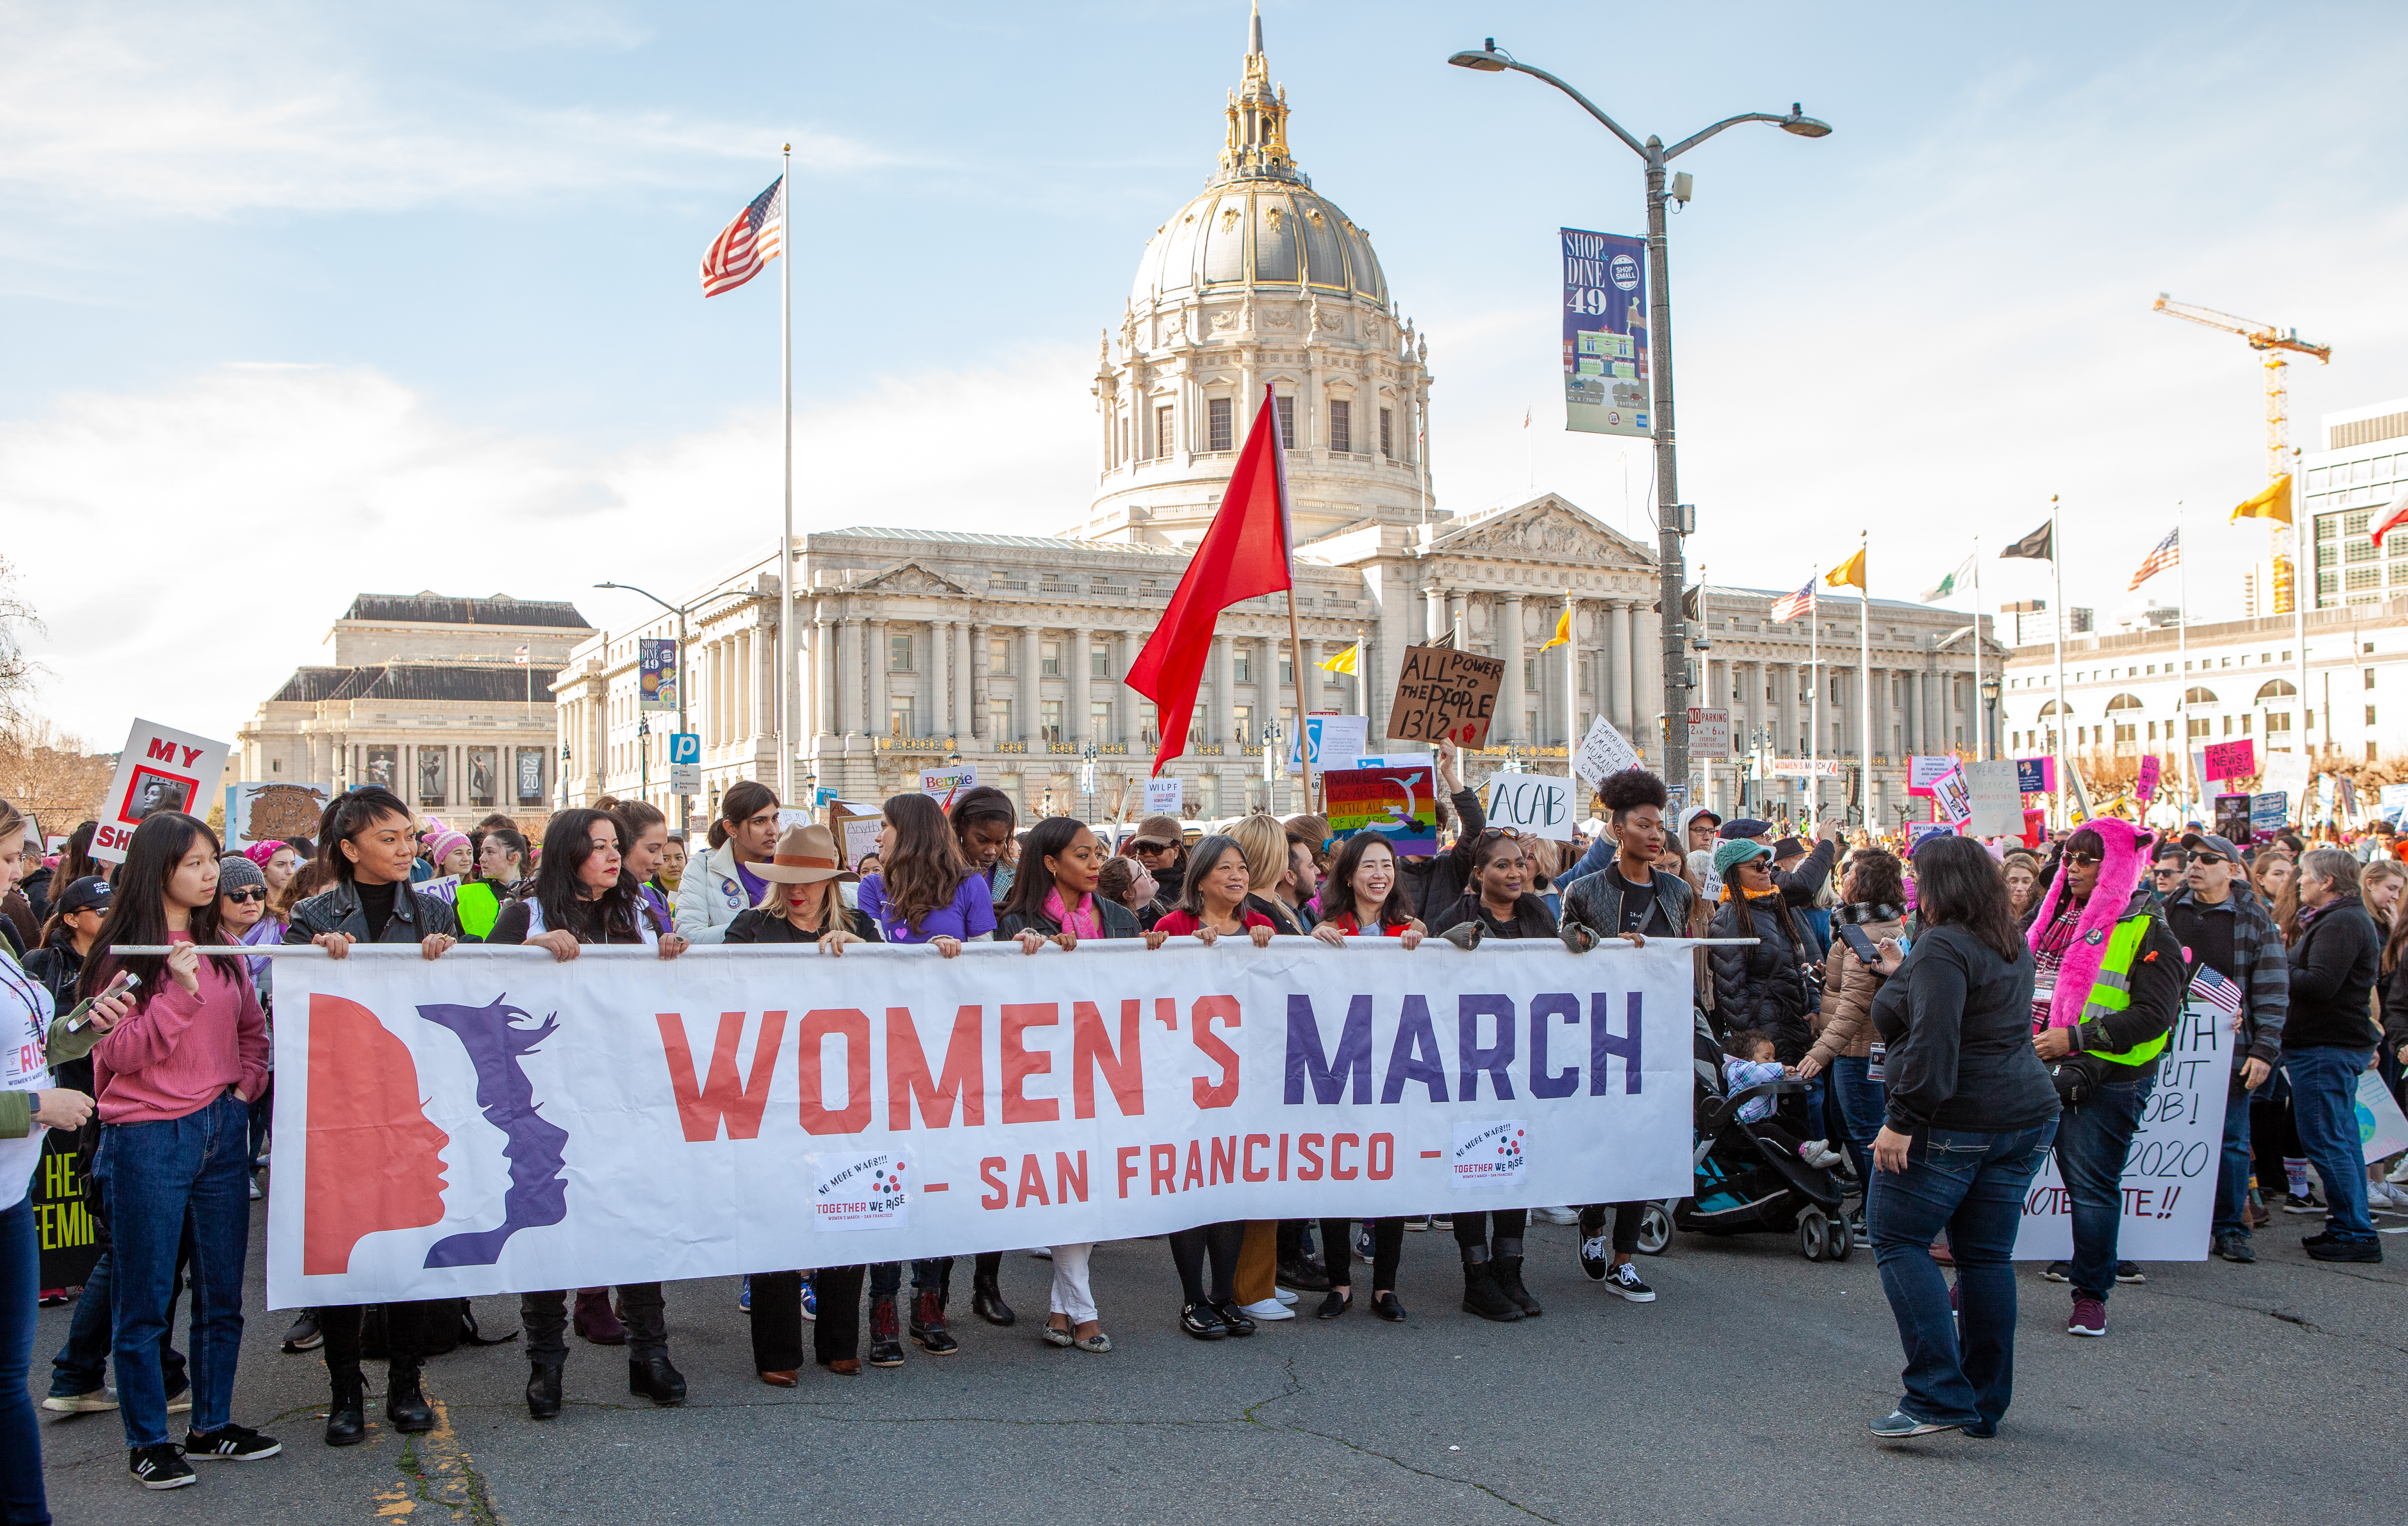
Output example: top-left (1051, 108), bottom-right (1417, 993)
top-left (1824, 547), bottom-right (1866, 591)
top-left (2230, 473), bottom-right (2293, 525)
top-left (1538, 604), bottom-right (1571, 650)
top-left (1317, 642), bottom-right (1359, 675)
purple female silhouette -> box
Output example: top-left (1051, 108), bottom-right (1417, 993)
top-left (419, 997), bottom-right (571, 1269)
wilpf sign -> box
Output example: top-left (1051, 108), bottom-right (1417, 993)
top-left (1387, 646), bottom-right (1504, 749)
top-left (91, 719), bottom-right (230, 864)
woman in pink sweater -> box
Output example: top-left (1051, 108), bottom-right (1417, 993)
top-left (82, 813), bottom-right (278, 1489)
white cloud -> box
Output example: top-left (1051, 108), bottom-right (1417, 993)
top-left (0, 348), bottom-right (1096, 745)
top-left (0, 2), bottom-right (887, 218)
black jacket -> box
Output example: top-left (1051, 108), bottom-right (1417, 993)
top-left (1400, 786), bottom-right (1485, 922)
top-left (1559, 864), bottom-right (1695, 942)
top-left (19, 864), bottom-right (53, 925)
top-left (1429, 892), bottom-right (1559, 941)
top-left (998, 897), bottom-right (1144, 941)
top-left (724, 907), bottom-right (881, 945)
top-left (21, 934), bottom-right (91, 1095)
top-left (284, 877), bottom-right (464, 946)
top-left (2285, 893), bottom-right (2382, 1051)
top-left (1775, 837), bottom-right (1838, 908)
top-left (1706, 893), bottom-right (1814, 1058)
top-left (1872, 925), bottom-right (2059, 1136)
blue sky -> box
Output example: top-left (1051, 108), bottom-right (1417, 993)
top-left (5, 0), bottom-right (2406, 746)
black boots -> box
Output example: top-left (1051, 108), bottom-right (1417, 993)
top-left (867, 1294), bottom-right (906, 1367)
top-left (385, 1354), bottom-right (434, 1434)
top-left (323, 1364), bottom-right (367, 1447)
top-left (525, 1358), bottom-right (563, 1420)
top-left (1492, 1256), bottom-right (1543, 1319)
top-left (971, 1265), bottom-right (1016, 1327)
top-left (1460, 1257), bottom-right (1524, 1323)
top-left (627, 1353), bottom-right (687, 1406)
top-left (910, 1288), bottom-right (959, 1354)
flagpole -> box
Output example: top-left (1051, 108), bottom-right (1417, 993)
top-left (1809, 587), bottom-right (1820, 820)
top-left (1858, 530), bottom-right (1872, 829)
top-left (2176, 505), bottom-right (2192, 817)
top-left (2050, 493), bottom-right (2068, 826)
top-left (776, 145), bottom-right (798, 809)
top-left (1970, 537), bottom-right (1984, 762)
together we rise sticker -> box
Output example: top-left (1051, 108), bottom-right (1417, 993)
top-left (812, 1149), bottom-right (912, 1232)
top-left (1449, 1120), bottom-right (1530, 1190)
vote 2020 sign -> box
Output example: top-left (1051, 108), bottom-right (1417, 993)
top-left (265, 939), bottom-right (1693, 1307)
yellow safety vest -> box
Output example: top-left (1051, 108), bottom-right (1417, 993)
top-left (454, 880), bottom-right (502, 941)
top-left (2075, 910), bottom-right (2171, 1067)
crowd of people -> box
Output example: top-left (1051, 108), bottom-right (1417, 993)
top-left (4, 741), bottom-right (2404, 1511)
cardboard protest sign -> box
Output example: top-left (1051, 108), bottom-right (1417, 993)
top-left (226, 781), bottom-right (334, 848)
top-left (2202, 739), bottom-right (2254, 782)
top-left (1386, 645), bottom-right (1503, 749)
top-left (1963, 761), bottom-right (2024, 836)
top-left (91, 720), bottom-right (230, 864)
top-left (2134, 754), bottom-right (2161, 806)
top-left (1573, 715), bottom-right (1642, 785)
top-left (1480, 773), bottom-right (1576, 841)
top-left (1906, 756), bottom-right (1957, 797)
top-left (1323, 763), bottom-right (1438, 855)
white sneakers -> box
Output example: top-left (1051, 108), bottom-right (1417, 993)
top-left (2367, 1180), bottom-right (2408, 1212)
top-left (1531, 1206), bottom-right (1580, 1225)
top-left (1238, 1297), bottom-right (1295, 1321)
top-left (1798, 1141), bottom-right (1846, 1171)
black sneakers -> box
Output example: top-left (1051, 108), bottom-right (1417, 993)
top-left (1578, 1233), bottom-right (1611, 1281)
top-left (131, 1443), bottom-right (196, 1489)
top-left (1604, 1262), bottom-right (1657, 1303)
top-left (184, 1423), bottom-right (282, 1462)
top-left (2303, 1231), bottom-right (2382, 1263)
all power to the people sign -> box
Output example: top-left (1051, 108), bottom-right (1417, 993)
top-left (265, 939), bottom-right (1694, 1308)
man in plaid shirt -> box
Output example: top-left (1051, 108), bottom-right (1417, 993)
top-left (2163, 832), bottom-right (2288, 1263)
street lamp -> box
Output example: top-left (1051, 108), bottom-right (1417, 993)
top-left (1444, 39), bottom-right (1831, 798)
top-left (594, 582), bottom-right (753, 828)
top-left (1980, 673), bottom-right (2002, 761)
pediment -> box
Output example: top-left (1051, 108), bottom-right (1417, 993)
top-left (1436, 496), bottom-right (1653, 570)
top-left (856, 560), bottom-right (972, 596)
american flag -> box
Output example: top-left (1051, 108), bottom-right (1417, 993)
top-left (699, 177), bottom-right (784, 298)
top-left (512, 645), bottom-right (530, 665)
top-left (2127, 526), bottom-right (2179, 591)
top-left (1770, 581), bottom-right (1816, 622)
top-left (2188, 961), bottom-right (2243, 1019)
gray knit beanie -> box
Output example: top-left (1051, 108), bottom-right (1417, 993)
top-left (217, 853), bottom-right (267, 896)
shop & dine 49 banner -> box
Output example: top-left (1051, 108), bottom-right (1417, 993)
top-left (268, 941), bottom-right (1694, 1307)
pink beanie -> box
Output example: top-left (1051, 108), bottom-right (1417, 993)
top-left (242, 841), bottom-right (285, 867)
top-left (424, 829), bottom-right (471, 865)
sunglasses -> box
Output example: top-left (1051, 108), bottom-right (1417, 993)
top-left (2066, 852), bottom-right (2102, 867)
top-left (2188, 852), bottom-right (2228, 866)
top-left (1474, 827), bottom-right (1527, 841)
top-left (223, 887), bottom-right (268, 904)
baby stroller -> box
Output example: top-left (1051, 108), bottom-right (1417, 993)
top-left (1635, 1010), bottom-right (1853, 1262)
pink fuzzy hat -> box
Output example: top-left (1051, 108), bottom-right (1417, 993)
top-left (423, 829), bottom-right (471, 866)
top-left (2027, 816), bottom-right (2154, 1030)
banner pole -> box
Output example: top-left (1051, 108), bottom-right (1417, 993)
top-left (777, 145), bottom-right (798, 810)
top-left (1287, 586), bottom-right (1315, 816)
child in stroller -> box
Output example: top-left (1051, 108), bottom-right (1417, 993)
top-left (1658, 1016), bottom-right (1856, 1261)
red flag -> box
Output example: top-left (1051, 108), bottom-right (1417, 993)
top-left (2374, 488), bottom-right (2408, 552)
top-left (1127, 385), bottom-right (1293, 775)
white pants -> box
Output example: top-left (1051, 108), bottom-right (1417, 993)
top-left (1047, 1243), bottom-right (1096, 1324)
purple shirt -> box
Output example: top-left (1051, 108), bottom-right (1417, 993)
top-left (857, 872), bottom-right (996, 944)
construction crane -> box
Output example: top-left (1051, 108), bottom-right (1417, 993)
top-left (2151, 293), bottom-right (2331, 615)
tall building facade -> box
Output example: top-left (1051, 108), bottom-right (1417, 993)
top-left (2302, 395), bottom-right (2408, 610)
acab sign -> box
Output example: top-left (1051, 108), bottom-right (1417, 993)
top-left (1479, 773), bottom-right (1576, 841)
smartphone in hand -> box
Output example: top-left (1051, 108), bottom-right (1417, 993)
top-left (1836, 924), bottom-right (1880, 964)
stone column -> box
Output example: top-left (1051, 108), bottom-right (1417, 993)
top-left (1607, 601), bottom-right (1633, 740)
top-left (833, 620), bottom-right (857, 738)
top-left (1494, 596), bottom-right (1524, 746)
top-left (1425, 584), bottom-right (1445, 644)
top-left (1212, 635), bottom-right (1235, 748)
top-left (929, 619), bottom-right (951, 738)
top-left (1069, 625), bottom-right (1093, 747)
top-left (867, 619), bottom-right (890, 737)
top-left (954, 624), bottom-right (973, 743)
top-left (968, 622), bottom-right (987, 739)
top-left (1447, 590), bottom-right (1467, 648)
top-left (1119, 630), bottom-right (1142, 747)
top-left (1022, 625), bottom-right (1045, 743)
top-left (1630, 600), bottom-right (1661, 754)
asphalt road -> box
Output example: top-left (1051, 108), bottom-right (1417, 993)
top-left (27, 1202), bottom-right (2408, 1526)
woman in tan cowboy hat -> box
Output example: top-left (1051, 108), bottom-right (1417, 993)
top-left (724, 822), bottom-right (877, 1386)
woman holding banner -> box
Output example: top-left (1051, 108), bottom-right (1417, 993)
top-left (947, 786), bottom-right (1025, 1326)
top-left (724, 821), bottom-right (878, 1382)
top-left (1308, 835), bottom-right (1427, 947)
top-left (998, 816), bottom-right (1168, 1352)
top-left (487, 808), bottom-right (691, 1416)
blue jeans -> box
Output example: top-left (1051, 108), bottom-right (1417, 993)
top-left (869, 1258), bottom-right (949, 1296)
top-left (94, 1092), bottom-right (254, 1447)
top-left (2284, 1047), bottom-right (2376, 1240)
top-left (48, 1245), bottom-right (189, 1401)
top-left (2052, 1070), bottom-right (2153, 1301)
top-left (2212, 1075), bottom-right (2257, 1241)
top-left (1829, 1056), bottom-right (1885, 1188)
top-left (1870, 1121), bottom-right (2059, 1432)
top-left (3, 1196), bottom-right (51, 1526)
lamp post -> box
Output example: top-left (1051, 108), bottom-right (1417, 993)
top-left (1445, 40), bottom-right (1830, 797)
top-left (595, 583), bottom-right (753, 829)
top-left (1980, 673), bottom-right (2002, 763)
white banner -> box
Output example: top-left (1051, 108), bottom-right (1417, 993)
top-left (2013, 997), bottom-right (2230, 1261)
top-left (266, 939), bottom-right (1695, 1308)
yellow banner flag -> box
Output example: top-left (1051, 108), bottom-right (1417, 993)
top-left (1317, 642), bottom-right (1359, 675)
top-left (1824, 547), bottom-right (1866, 591)
top-left (2230, 473), bottom-right (2293, 525)
top-left (1538, 604), bottom-right (1571, 650)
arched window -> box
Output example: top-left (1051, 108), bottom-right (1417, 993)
top-left (2182, 686), bottom-right (2218, 706)
top-left (2037, 699), bottom-right (2072, 718)
top-left (2254, 678), bottom-right (2297, 703)
top-left (2104, 693), bottom-right (2145, 713)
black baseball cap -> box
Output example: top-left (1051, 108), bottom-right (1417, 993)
top-left (55, 876), bottom-right (112, 916)
top-left (2180, 832), bottom-right (2241, 864)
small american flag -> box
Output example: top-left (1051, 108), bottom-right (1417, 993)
top-left (700, 177), bottom-right (785, 298)
top-left (2128, 526), bottom-right (2179, 591)
top-left (1770, 581), bottom-right (1816, 622)
top-left (512, 645), bottom-right (530, 665)
top-left (2188, 961), bottom-right (2243, 1018)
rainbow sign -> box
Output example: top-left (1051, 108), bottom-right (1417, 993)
top-left (1323, 764), bottom-right (1438, 856)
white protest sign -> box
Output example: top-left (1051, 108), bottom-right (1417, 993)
top-left (1480, 773), bottom-right (1577, 841)
top-left (1963, 760), bottom-right (2024, 836)
top-left (1573, 715), bottom-right (1642, 785)
top-left (2014, 995), bottom-right (2229, 1261)
top-left (1142, 777), bottom-right (1185, 816)
top-left (1351, 754), bottom-right (1436, 773)
top-left (1905, 755), bottom-right (1957, 796)
top-left (2360, 1070), bottom-right (2408, 1164)
top-left (837, 816), bottom-right (883, 868)
top-left (1291, 714), bottom-right (1369, 773)
top-left (264, 939), bottom-right (1695, 1307)
top-left (2260, 751), bottom-right (2310, 820)
top-left (919, 767), bottom-right (977, 807)
top-left (1930, 765), bottom-right (1974, 825)
top-left (91, 719), bottom-right (231, 864)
